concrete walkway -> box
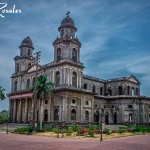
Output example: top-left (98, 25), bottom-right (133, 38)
top-left (0, 132), bottom-right (150, 150)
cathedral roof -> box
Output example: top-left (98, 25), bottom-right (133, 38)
top-left (58, 14), bottom-right (77, 31)
top-left (19, 36), bottom-right (34, 49)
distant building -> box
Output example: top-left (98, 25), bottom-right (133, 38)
top-left (8, 14), bottom-right (150, 124)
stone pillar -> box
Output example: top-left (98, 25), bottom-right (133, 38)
top-left (67, 98), bottom-right (71, 123)
top-left (62, 97), bottom-right (65, 121)
top-left (63, 68), bottom-right (66, 84)
top-left (77, 98), bottom-right (80, 122)
top-left (25, 98), bottom-right (28, 123)
top-left (52, 70), bottom-right (55, 83)
top-left (91, 98), bottom-right (94, 122)
top-left (8, 100), bottom-right (12, 122)
top-left (19, 99), bottom-right (22, 122)
top-left (16, 100), bottom-right (20, 122)
top-left (80, 98), bottom-right (83, 122)
top-left (60, 68), bottom-right (63, 85)
top-left (70, 68), bottom-right (72, 86)
top-left (13, 100), bottom-right (16, 122)
top-left (68, 68), bottom-right (70, 86)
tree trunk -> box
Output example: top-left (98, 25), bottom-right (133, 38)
top-left (40, 98), bottom-right (44, 130)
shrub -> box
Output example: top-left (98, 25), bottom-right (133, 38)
top-left (77, 130), bottom-right (88, 136)
top-left (89, 125), bottom-right (99, 130)
top-left (105, 128), bottom-right (111, 135)
top-left (51, 128), bottom-right (59, 133)
top-left (88, 130), bottom-right (94, 137)
top-left (14, 126), bottom-right (32, 134)
top-left (69, 126), bottom-right (81, 132)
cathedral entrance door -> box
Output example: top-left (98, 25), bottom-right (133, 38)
top-left (114, 112), bottom-right (117, 124)
top-left (105, 112), bottom-right (109, 124)
top-left (94, 114), bottom-right (99, 122)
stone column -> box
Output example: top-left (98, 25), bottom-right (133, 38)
top-left (63, 68), bottom-right (66, 84)
top-left (16, 100), bottom-right (19, 122)
top-left (19, 99), bottom-right (22, 122)
top-left (77, 98), bottom-right (80, 122)
top-left (24, 98), bottom-right (28, 123)
top-left (70, 68), bottom-right (72, 86)
top-left (8, 100), bottom-right (12, 122)
top-left (13, 100), bottom-right (16, 122)
top-left (91, 98), bottom-right (94, 122)
top-left (62, 96), bottom-right (67, 121)
top-left (80, 98), bottom-right (83, 122)
top-left (67, 98), bottom-right (71, 123)
top-left (60, 68), bottom-right (63, 85)
top-left (52, 70), bottom-right (55, 83)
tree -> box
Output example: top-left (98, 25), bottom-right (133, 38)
top-left (0, 86), bottom-right (6, 100)
top-left (30, 75), bottom-right (53, 130)
top-left (0, 110), bottom-right (8, 123)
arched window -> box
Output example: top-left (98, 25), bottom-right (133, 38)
top-left (60, 30), bottom-right (64, 38)
top-left (55, 71), bottom-right (60, 87)
top-left (132, 87), bottom-right (135, 96)
top-left (44, 109), bottom-right (48, 122)
top-left (92, 85), bottom-right (96, 93)
top-left (114, 112), bottom-right (117, 124)
top-left (85, 111), bottom-right (89, 122)
top-left (71, 109), bottom-right (76, 120)
top-left (54, 108), bottom-right (59, 121)
top-left (105, 112), bottom-right (109, 124)
top-left (16, 63), bottom-right (19, 73)
top-left (129, 113), bottom-right (132, 122)
top-left (127, 86), bottom-right (130, 95)
top-left (118, 86), bottom-right (123, 95)
top-left (100, 87), bottom-right (103, 95)
top-left (136, 88), bottom-right (138, 95)
top-left (72, 72), bottom-right (77, 87)
top-left (84, 83), bottom-right (87, 90)
top-left (32, 77), bottom-right (36, 85)
top-left (28, 63), bottom-right (31, 69)
top-left (14, 81), bottom-right (18, 91)
top-left (72, 48), bottom-right (77, 62)
top-left (57, 48), bottom-right (61, 61)
top-left (108, 87), bottom-right (112, 96)
top-left (28, 49), bottom-right (31, 56)
top-left (26, 78), bottom-right (30, 89)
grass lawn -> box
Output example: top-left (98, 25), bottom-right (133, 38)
top-left (33, 131), bottom-right (149, 140)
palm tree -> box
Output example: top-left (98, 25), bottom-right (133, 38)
top-left (0, 86), bottom-right (6, 100)
top-left (30, 75), bottom-right (53, 130)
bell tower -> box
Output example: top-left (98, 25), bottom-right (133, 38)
top-left (52, 13), bottom-right (84, 89)
top-left (14, 37), bottom-right (34, 74)
top-left (53, 12), bottom-right (81, 63)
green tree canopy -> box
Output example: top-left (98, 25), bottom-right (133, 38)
top-left (30, 74), bottom-right (54, 98)
top-left (29, 74), bottom-right (54, 130)
top-left (0, 86), bottom-right (6, 100)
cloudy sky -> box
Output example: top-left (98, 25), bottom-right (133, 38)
top-left (0, 0), bottom-right (150, 110)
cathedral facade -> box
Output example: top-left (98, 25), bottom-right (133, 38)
top-left (8, 14), bottom-right (150, 125)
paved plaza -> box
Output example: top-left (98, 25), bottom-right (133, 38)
top-left (0, 132), bottom-right (150, 150)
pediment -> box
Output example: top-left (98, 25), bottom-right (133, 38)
top-left (27, 65), bottom-right (41, 72)
top-left (128, 75), bottom-right (139, 84)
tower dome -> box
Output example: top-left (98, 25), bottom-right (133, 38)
top-left (19, 36), bottom-right (34, 49)
top-left (58, 13), bottom-right (77, 31)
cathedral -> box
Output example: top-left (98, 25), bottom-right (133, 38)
top-left (8, 13), bottom-right (150, 125)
